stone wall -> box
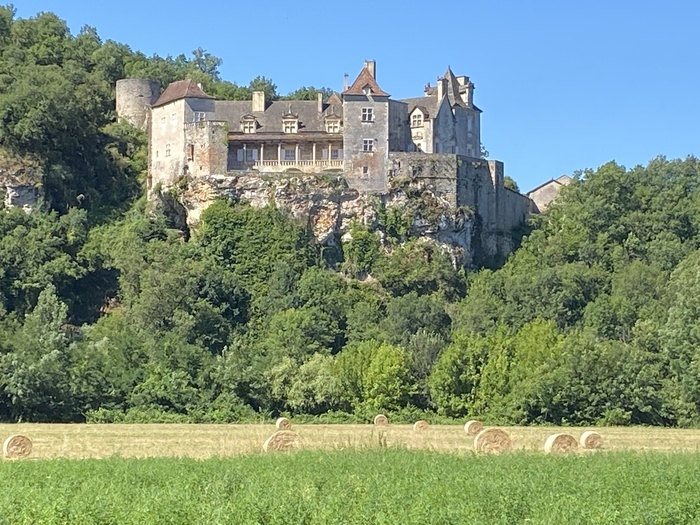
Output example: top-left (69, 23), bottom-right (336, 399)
top-left (343, 94), bottom-right (389, 193)
top-left (388, 100), bottom-right (410, 152)
top-left (149, 99), bottom-right (186, 191)
top-left (184, 121), bottom-right (229, 179)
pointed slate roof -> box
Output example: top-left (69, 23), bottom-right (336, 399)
top-left (442, 67), bottom-right (466, 108)
top-left (152, 79), bottom-right (214, 108)
top-left (342, 67), bottom-right (390, 97)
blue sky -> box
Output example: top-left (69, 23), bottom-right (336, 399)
top-left (15, 0), bottom-right (700, 191)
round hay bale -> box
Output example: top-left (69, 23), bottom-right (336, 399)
top-left (579, 430), bottom-right (603, 449)
top-left (413, 420), bottom-right (429, 432)
top-left (464, 420), bottom-right (484, 436)
top-left (3, 435), bottom-right (32, 459)
top-left (373, 414), bottom-right (388, 426)
top-left (263, 430), bottom-right (301, 453)
top-left (275, 417), bottom-right (292, 430)
top-left (544, 433), bottom-right (579, 454)
top-left (473, 428), bottom-right (512, 454)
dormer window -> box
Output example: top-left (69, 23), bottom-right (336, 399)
top-left (283, 119), bottom-right (298, 133)
top-left (240, 115), bottom-right (257, 133)
top-left (326, 119), bottom-right (341, 133)
top-left (195, 112), bottom-right (206, 122)
top-left (411, 114), bottom-right (423, 127)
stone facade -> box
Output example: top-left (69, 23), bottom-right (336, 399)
top-left (117, 61), bottom-right (537, 266)
top-left (526, 175), bottom-right (572, 212)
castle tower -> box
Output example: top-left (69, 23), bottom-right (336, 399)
top-left (116, 78), bottom-right (160, 131)
top-left (342, 61), bottom-right (391, 193)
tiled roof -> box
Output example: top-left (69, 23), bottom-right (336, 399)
top-left (342, 67), bottom-right (390, 97)
top-left (211, 99), bottom-right (343, 133)
top-left (152, 80), bottom-right (214, 108)
top-left (400, 96), bottom-right (438, 119)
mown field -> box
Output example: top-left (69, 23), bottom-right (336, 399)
top-left (2, 423), bottom-right (700, 458)
top-left (2, 424), bottom-right (700, 524)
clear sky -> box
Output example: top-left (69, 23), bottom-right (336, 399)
top-left (15, 0), bottom-right (700, 191)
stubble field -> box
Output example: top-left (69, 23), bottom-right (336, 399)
top-left (2, 422), bottom-right (700, 458)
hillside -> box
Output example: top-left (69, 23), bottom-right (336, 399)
top-left (1, 7), bottom-right (700, 426)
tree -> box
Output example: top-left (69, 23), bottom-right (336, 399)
top-left (282, 86), bottom-right (335, 101)
top-left (504, 176), bottom-right (519, 192)
top-left (0, 284), bottom-right (76, 421)
top-left (248, 75), bottom-right (278, 101)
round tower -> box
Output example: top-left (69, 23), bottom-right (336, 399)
top-left (115, 78), bottom-right (160, 131)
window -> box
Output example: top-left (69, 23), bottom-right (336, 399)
top-left (362, 166), bottom-right (369, 177)
top-left (195, 112), bottom-right (206, 122)
top-left (160, 116), bottom-right (166, 130)
top-left (170, 113), bottom-right (177, 126)
top-left (361, 108), bottom-right (374, 122)
top-left (165, 143), bottom-right (171, 157)
top-left (326, 120), bottom-right (340, 133)
top-left (284, 149), bottom-right (296, 161)
top-left (246, 149), bottom-right (258, 161)
top-left (242, 121), bottom-right (255, 133)
top-left (331, 148), bottom-right (342, 160)
top-left (362, 139), bottom-right (374, 152)
top-left (187, 144), bottom-right (194, 161)
top-left (467, 115), bottom-right (474, 132)
top-left (283, 120), bottom-right (298, 133)
top-left (411, 114), bottom-right (423, 127)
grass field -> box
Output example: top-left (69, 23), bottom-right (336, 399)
top-left (2, 424), bottom-right (700, 524)
top-left (2, 449), bottom-right (700, 524)
top-left (2, 422), bottom-right (700, 458)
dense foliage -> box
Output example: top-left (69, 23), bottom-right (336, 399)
top-left (2, 7), bottom-right (700, 426)
top-left (2, 451), bottom-right (700, 524)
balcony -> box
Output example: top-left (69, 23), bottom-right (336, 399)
top-left (231, 159), bottom-right (343, 172)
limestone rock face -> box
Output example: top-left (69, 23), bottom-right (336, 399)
top-left (0, 151), bottom-right (43, 212)
top-left (165, 172), bottom-right (488, 268)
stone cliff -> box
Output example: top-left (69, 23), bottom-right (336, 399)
top-left (0, 149), bottom-right (42, 212)
top-left (156, 171), bottom-right (519, 268)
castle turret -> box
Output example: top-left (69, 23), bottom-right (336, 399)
top-left (116, 78), bottom-right (160, 131)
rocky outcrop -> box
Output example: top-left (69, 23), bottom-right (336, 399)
top-left (0, 150), bottom-right (43, 212)
top-left (158, 171), bottom-right (495, 268)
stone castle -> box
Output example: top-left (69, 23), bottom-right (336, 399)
top-left (114, 61), bottom-right (535, 265)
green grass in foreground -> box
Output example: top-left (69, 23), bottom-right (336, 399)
top-left (1, 450), bottom-right (700, 524)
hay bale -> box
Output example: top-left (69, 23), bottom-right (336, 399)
top-left (3, 435), bottom-right (32, 459)
top-left (275, 417), bottom-right (292, 430)
top-left (473, 428), bottom-right (512, 454)
top-left (464, 420), bottom-right (484, 436)
top-left (579, 430), bottom-right (603, 449)
top-left (544, 433), bottom-right (579, 454)
top-left (263, 430), bottom-right (300, 453)
top-left (413, 420), bottom-right (429, 432)
top-left (373, 414), bottom-right (388, 426)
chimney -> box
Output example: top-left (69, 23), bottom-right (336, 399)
top-left (343, 73), bottom-right (349, 91)
top-left (364, 60), bottom-right (376, 79)
top-left (252, 90), bottom-right (265, 112)
top-left (437, 77), bottom-right (447, 101)
top-left (463, 81), bottom-right (474, 107)
top-left (317, 92), bottom-right (323, 113)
